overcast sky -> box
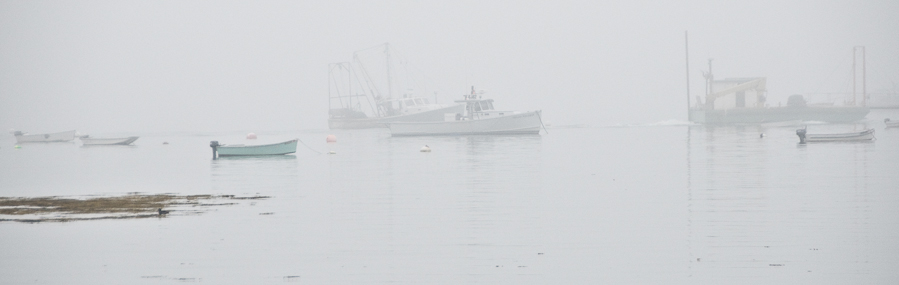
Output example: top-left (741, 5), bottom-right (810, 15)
top-left (2, 0), bottom-right (897, 134)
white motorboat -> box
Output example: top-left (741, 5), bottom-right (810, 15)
top-left (795, 128), bottom-right (875, 143)
top-left (388, 87), bottom-right (544, 136)
top-left (12, 130), bottom-right (76, 143)
top-left (80, 136), bottom-right (139, 145)
top-left (885, 118), bottom-right (899, 128)
top-left (209, 139), bottom-right (298, 158)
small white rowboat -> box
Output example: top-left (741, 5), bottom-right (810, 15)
top-left (12, 130), bottom-right (76, 143)
top-left (209, 139), bottom-right (298, 158)
top-left (885, 118), bottom-right (899, 128)
top-left (796, 128), bottom-right (875, 143)
top-left (81, 136), bottom-right (139, 145)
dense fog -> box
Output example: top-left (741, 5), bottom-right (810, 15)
top-left (2, 1), bottom-right (897, 133)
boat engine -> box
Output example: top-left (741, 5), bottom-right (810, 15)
top-left (795, 128), bottom-right (807, 144)
top-left (210, 141), bottom-right (220, 159)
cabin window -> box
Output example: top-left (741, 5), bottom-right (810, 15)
top-left (422, 98), bottom-right (430, 104)
top-left (473, 103), bottom-right (482, 112)
top-left (736, 91), bottom-right (746, 108)
top-left (480, 101), bottom-right (493, 110)
top-left (414, 98), bottom-right (424, 105)
top-left (404, 99), bottom-right (415, 106)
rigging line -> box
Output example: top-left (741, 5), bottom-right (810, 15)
top-left (354, 54), bottom-right (382, 101)
top-left (297, 138), bottom-right (324, 155)
top-left (864, 50), bottom-right (899, 91)
top-left (349, 63), bottom-right (379, 116)
top-left (536, 111), bottom-right (548, 134)
top-left (812, 56), bottom-right (848, 95)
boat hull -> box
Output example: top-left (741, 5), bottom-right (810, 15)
top-left (329, 104), bottom-right (466, 129)
top-left (81, 136), bottom-right (139, 145)
top-left (388, 111), bottom-right (543, 136)
top-left (689, 106), bottom-right (869, 124)
top-left (215, 139), bottom-right (298, 156)
top-left (797, 128), bottom-right (875, 143)
top-left (14, 130), bottom-right (77, 143)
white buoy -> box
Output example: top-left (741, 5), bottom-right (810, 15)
top-left (328, 151), bottom-right (336, 154)
top-left (420, 145), bottom-right (431, 152)
top-left (326, 134), bottom-right (337, 143)
top-left (246, 132), bottom-right (257, 139)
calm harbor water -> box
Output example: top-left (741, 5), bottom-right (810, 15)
top-left (1, 110), bottom-right (898, 284)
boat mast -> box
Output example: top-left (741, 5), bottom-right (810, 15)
top-left (852, 46), bottom-right (866, 107)
top-left (685, 31), bottom-right (691, 120)
top-left (862, 46), bottom-right (866, 107)
top-left (705, 58), bottom-right (713, 108)
top-left (386, 43), bottom-right (393, 100)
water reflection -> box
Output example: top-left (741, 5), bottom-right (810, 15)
top-left (212, 155), bottom-right (298, 161)
top-left (322, 134), bottom-right (545, 280)
top-left (210, 155), bottom-right (299, 193)
top-left (686, 124), bottom-right (878, 282)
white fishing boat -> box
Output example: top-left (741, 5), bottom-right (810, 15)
top-left (885, 118), bottom-right (899, 128)
top-left (795, 128), bottom-right (875, 143)
top-left (11, 130), bottom-right (76, 143)
top-left (80, 136), bottom-right (139, 145)
top-left (327, 44), bottom-right (465, 129)
top-left (209, 139), bottom-right (297, 158)
top-left (388, 87), bottom-right (544, 136)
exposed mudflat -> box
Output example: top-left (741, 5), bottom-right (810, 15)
top-left (0, 194), bottom-right (268, 223)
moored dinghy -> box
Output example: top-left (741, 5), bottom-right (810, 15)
top-left (885, 118), bottom-right (899, 128)
top-left (80, 136), bottom-right (140, 145)
top-left (209, 139), bottom-right (298, 159)
top-left (795, 128), bottom-right (875, 143)
top-left (11, 130), bottom-right (77, 143)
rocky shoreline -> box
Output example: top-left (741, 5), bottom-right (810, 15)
top-left (0, 194), bottom-right (268, 223)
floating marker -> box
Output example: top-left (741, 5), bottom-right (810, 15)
top-left (246, 132), bottom-right (257, 139)
top-left (326, 135), bottom-right (337, 143)
top-left (420, 145), bottom-right (431, 152)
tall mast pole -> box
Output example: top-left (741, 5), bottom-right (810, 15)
top-left (862, 46), bottom-right (866, 107)
top-left (347, 63), bottom-right (353, 108)
top-left (685, 31), bottom-right (691, 121)
top-left (706, 58), bottom-right (713, 108)
top-left (385, 43), bottom-right (393, 100)
top-left (853, 47), bottom-right (857, 106)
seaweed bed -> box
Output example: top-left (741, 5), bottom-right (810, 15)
top-left (0, 194), bottom-right (268, 223)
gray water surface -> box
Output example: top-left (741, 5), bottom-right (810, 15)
top-left (2, 112), bottom-right (898, 284)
